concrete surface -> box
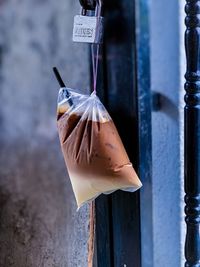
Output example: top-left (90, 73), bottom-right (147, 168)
top-left (0, 0), bottom-right (90, 266)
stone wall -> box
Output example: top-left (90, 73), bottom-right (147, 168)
top-left (0, 0), bottom-right (90, 266)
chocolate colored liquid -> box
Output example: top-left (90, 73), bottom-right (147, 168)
top-left (57, 113), bottom-right (142, 207)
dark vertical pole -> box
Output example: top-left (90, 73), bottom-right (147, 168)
top-left (96, 0), bottom-right (142, 265)
top-left (95, 0), bottom-right (152, 266)
top-left (105, 1), bottom-right (141, 266)
top-left (135, 0), bottom-right (153, 265)
top-left (184, 1), bottom-right (200, 266)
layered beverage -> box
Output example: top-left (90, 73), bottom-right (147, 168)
top-left (57, 92), bottom-right (142, 208)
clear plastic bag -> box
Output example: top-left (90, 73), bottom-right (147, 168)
top-left (57, 87), bottom-right (142, 209)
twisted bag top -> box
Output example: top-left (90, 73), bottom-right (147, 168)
top-left (57, 87), bottom-right (142, 208)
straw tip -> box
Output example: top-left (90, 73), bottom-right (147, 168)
top-left (53, 66), bottom-right (58, 73)
top-left (52, 66), bottom-right (66, 88)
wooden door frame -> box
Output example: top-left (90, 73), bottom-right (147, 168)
top-left (90, 0), bottom-right (153, 266)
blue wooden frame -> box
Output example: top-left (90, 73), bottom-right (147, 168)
top-left (80, 0), bottom-right (153, 265)
top-left (135, 0), bottom-right (153, 266)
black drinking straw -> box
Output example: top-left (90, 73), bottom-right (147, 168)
top-left (53, 67), bottom-right (73, 106)
top-left (53, 67), bottom-right (66, 87)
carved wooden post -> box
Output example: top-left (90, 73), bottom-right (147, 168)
top-left (185, 1), bottom-right (200, 266)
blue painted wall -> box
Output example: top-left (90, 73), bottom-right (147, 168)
top-left (150, 0), bottom-right (184, 266)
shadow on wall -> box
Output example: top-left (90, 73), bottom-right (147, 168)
top-left (154, 92), bottom-right (179, 121)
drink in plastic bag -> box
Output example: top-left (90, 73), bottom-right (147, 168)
top-left (57, 87), bottom-right (142, 208)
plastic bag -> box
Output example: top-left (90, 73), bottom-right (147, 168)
top-left (57, 87), bottom-right (142, 208)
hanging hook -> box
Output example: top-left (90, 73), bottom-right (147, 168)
top-left (79, 0), bottom-right (103, 16)
top-left (79, 0), bottom-right (96, 11)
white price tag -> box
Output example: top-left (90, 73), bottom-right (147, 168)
top-left (73, 15), bottom-right (104, 44)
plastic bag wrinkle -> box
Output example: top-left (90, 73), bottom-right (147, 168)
top-left (57, 88), bottom-right (142, 208)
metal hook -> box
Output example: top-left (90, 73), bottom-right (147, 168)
top-left (79, 0), bottom-right (96, 11)
top-left (79, 0), bottom-right (103, 16)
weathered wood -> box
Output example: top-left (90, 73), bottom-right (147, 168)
top-left (105, 1), bottom-right (141, 264)
top-left (95, 195), bottom-right (113, 267)
top-left (95, 0), bottom-right (152, 266)
top-left (184, 1), bottom-right (200, 266)
top-left (135, 0), bottom-right (153, 266)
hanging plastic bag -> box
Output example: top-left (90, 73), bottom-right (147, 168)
top-left (54, 68), bottom-right (142, 209)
